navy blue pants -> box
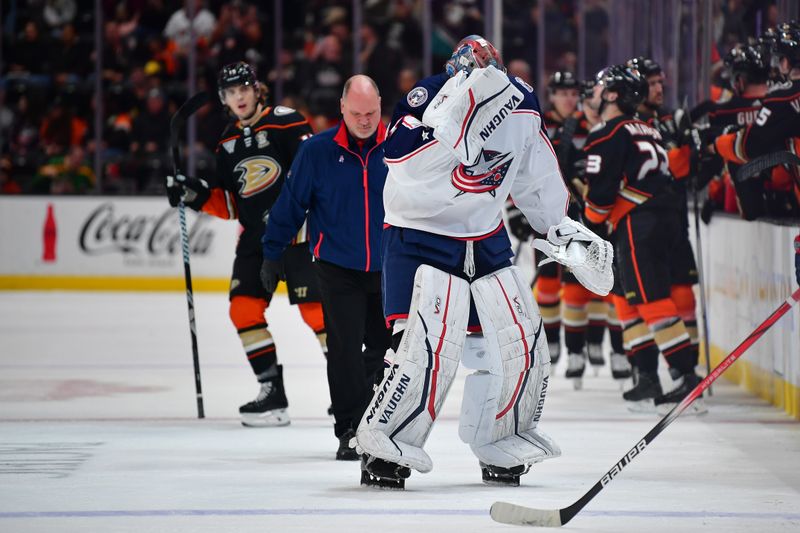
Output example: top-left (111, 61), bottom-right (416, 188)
top-left (381, 224), bottom-right (514, 329)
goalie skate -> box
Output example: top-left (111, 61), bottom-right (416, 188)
top-left (480, 462), bottom-right (531, 487)
top-left (360, 455), bottom-right (411, 490)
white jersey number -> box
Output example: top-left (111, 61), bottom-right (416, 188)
top-left (634, 140), bottom-right (669, 181)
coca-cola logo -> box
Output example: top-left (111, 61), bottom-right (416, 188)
top-left (79, 203), bottom-right (214, 256)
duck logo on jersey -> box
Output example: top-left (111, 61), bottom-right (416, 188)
top-left (234, 156), bottom-right (282, 197)
top-left (451, 148), bottom-right (514, 196)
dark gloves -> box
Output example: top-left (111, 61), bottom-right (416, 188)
top-left (700, 199), bottom-right (715, 225)
top-left (260, 258), bottom-right (282, 294)
top-left (505, 200), bottom-right (532, 242)
top-left (166, 174), bottom-right (210, 210)
top-left (794, 234), bottom-right (800, 287)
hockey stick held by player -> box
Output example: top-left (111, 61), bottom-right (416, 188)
top-left (165, 62), bottom-right (329, 428)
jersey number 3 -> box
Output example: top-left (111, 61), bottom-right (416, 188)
top-left (634, 140), bottom-right (669, 181)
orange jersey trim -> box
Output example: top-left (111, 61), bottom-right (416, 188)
top-left (201, 189), bottom-right (238, 220)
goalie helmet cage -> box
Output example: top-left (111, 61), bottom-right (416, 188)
top-left (490, 287), bottom-right (800, 527)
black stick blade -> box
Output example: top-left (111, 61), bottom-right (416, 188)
top-left (170, 92), bottom-right (210, 146)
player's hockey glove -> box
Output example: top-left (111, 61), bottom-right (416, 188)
top-left (166, 174), bottom-right (210, 211)
top-left (533, 217), bottom-right (614, 296)
top-left (654, 115), bottom-right (681, 149)
top-left (505, 200), bottom-right (532, 242)
top-left (259, 258), bottom-right (282, 294)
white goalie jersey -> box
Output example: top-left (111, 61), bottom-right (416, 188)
top-left (383, 69), bottom-right (569, 238)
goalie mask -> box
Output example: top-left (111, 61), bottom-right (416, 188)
top-left (446, 35), bottom-right (504, 77)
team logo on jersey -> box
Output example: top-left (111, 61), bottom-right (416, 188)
top-left (407, 87), bottom-right (428, 108)
top-left (234, 156), bottom-right (282, 197)
top-left (451, 148), bottom-right (514, 196)
top-left (256, 131), bottom-right (269, 148)
top-left (222, 138), bottom-right (237, 153)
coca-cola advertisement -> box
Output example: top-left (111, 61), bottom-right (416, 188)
top-left (0, 198), bottom-right (239, 287)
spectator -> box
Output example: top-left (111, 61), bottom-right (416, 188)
top-left (43, 0), bottom-right (77, 29)
top-left (163, 0), bottom-right (217, 52)
top-left (385, 0), bottom-right (423, 62)
top-left (507, 59), bottom-right (533, 85)
top-left (130, 88), bottom-right (171, 191)
top-left (32, 146), bottom-right (95, 194)
top-left (39, 101), bottom-right (87, 156)
top-left (303, 35), bottom-right (347, 122)
top-left (52, 24), bottom-right (88, 84)
top-left (361, 22), bottom-right (403, 114)
top-left (0, 156), bottom-right (22, 194)
top-left (8, 21), bottom-right (50, 76)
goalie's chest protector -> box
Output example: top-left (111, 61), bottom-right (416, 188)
top-left (384, 74), bottom-right (543, 238)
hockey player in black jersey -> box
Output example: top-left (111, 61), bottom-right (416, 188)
top-left (714, 22), bottom-right (800, 213)
top-left (166, 62), bottom-right (327, 427)
top-left (697, 41), bottom-right (772, 219)
top-left (625, 56), bottom-right (702, 398)
top-left (582, 65), bottom-right (706, 414)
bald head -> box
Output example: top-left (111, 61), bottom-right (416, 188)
top-left (342, 74), bottom-right (380, 99)
top-left (341, 75), bottom-right (382, 139)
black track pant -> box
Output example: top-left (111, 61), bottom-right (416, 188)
top-left (315, 260), bottom-right (392, 438)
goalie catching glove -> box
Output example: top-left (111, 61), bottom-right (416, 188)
top-left (166, 174), bottom-right (210, 210)
top-left (422, 66), bottom-right (524, 166)
top-left (533, 216), bottom-right (614, 296)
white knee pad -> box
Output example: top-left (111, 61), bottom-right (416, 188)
top-left (355, 265), bottom-right (470, 473)
top-left (460, 266), bottom-right (561, 468)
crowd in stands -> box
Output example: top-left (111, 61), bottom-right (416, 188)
top-left (2, 0), bottom-right (792, 225)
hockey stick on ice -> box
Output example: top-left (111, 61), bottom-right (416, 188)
top-left (490, 287), bottom-right (800, 527)
top-left (170, 91), bottom-right (210, 419)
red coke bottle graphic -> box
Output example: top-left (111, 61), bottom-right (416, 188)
top-left (43, 203), bottom-right (57, 262)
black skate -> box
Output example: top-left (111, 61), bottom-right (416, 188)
top-left (480, 462), bottom-right (530, 487)
top-left (622, 371), bottom-right (662, 413)
top-left (336, 429), bottom-right (359, 461)
top-left (655, 372), bottom-right (708, 416)
top-left (239, 365), bottom-right (290, 427)
top-left (565, 350), bottom-right (586, 390)
top-left (587, 343), bottom-right (605, 375)
top-left (360, 455), bottom-right (410, 490)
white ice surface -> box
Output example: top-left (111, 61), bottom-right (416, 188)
top-left (0, 291), bottom-right (799, 532)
